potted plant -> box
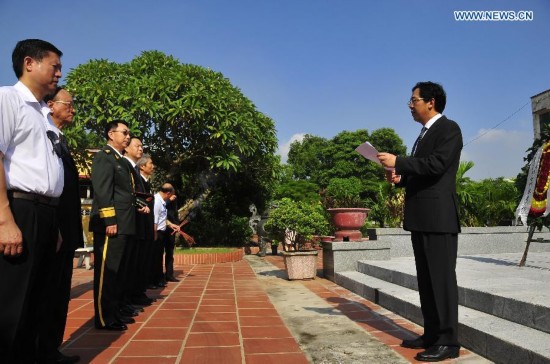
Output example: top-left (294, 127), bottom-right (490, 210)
top-left (265, 198), bottom-right (330, 279)
top-left (323, 177), bottom-right (370, 241)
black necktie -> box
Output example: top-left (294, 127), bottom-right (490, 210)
top-left (411, 127), bottom-right (427, 156)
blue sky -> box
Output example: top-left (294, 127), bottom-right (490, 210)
top-left (1, 0), bottom-right (548, 180)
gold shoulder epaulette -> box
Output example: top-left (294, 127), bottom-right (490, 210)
top-left (104, 148), bottom-right (111, 154)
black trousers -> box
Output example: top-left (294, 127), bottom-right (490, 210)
top-left (411, 231), bottom-right (459, 347)
top-left (0, 199), bottom-right (57, 364)
top-left (93, 232), bottom-right (128, 327)
top-left (37, 247), bottom-right (75, 359)
top-left (153, 230), bottom-right (166, 284)
top-left (164, 231), bottom-right (176, 278)
top-left (118, 235), bottom-right (139, 304)
top-left (136, 237), bottom-right (153, 293)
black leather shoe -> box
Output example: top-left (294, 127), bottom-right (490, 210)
top-left (132, 297), bottom-right (153, 306)
top-left (119, 308), bottom-right (139, 317)
top-left (55, 351), bottom-right (80, 364)
top-left (166, 276), bottom-right (180, 282)
top-left (95, 322), bottom-right (128, 331)
top-left (37, 350), bottom-right (80, 364)
top-left (117, 315), bottom-right (136, 324)
top-left (126, 304), bottom-right (145, 312)
top-left (157, 281), bottom-right (167, 287)
top-left (415, 345), bottom-right (459, 362)
top-left (401, 336), bottom-right (430, 349)
top-left (148, 284), bottom-right (159, 289)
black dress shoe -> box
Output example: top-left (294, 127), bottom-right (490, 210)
top-left (54, 351), bottom-right (80, 364)
top-left (147, 284), bottom-right (159, 289)
top-left (117, 315), bottom-right (135, 324)
top-left (401, 336), bottom-right (431, 349)
top-left (132, 297), bottom-right (153, 306)
top-left (415, 345), bottom-right (460, 362)
top-left (37, 350), bottom-right (80, 364)
top-left (95, 322), bottom-right (128, 331)
top-left (126, 304), bottom-right (145, 312)
top-left (157, 281), bottom-right (167, 287)
top-left (166, 276), bottom-right (180, 282)
top-left (119, 308), bottom-right (139, 317)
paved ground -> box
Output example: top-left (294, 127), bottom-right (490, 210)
top-left (62, 253), bottom-right (490, 363)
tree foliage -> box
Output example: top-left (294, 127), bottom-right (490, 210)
top-left (65, 51), bottom-right (280, 244)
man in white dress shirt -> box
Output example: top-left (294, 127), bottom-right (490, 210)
top-left (0, 39), bottom-right (64, 364)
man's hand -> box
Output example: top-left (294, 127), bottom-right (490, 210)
top-left (0, 218), bottom-right (23, 256)
top-left (138, 205), bottom-right (150, 214)
top-left (105, 224), bottom-right (118, 237)
top-left (377, 152), bottom-right (397, 168)
top-left (385, 169), bottom-right (402, 184)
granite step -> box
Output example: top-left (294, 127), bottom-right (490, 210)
top-left (356, 253), bottom-right (550, 335)
top-left (336, 270), bottom-right (550, 364)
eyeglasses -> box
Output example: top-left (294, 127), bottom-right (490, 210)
top-left (54, 100), bottom-right (74, 108)
top-left (408, 97), bottom-right (425, 105)
top-left (112, 129), bottom-right (130, 136)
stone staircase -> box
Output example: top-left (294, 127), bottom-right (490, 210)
top-left (333, 253), bottom-right (550, 363)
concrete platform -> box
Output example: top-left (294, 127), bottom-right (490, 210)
top-left (335, 252), bottom-right (550, 363)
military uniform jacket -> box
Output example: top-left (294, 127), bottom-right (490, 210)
top-left (395, 116), bottom-right (462, 234)
top-left (89, 145), bottom-right (136, 235)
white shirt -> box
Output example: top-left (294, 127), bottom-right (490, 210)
top-left (423, 113), bottom-right (443, 131)
top-left (124, 156), bottom-right (136, 168)
top-left (154, 193), bottom-right (167, 231)
top-left (0, 82), bottom-right (64, 197)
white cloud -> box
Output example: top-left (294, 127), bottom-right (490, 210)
top-left (462, 129), bottom-right (532, 181)
top-left (277, 133), bottom-right (306, 163)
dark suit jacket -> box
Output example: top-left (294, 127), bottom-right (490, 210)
top-left (89, 145), bottom-right (136, 235)
top-left (140, 175), bottom-right (155, 242)
top-left (395, 116), bottom-right (462, 233)
top-left (57, 138), bottom-right (84, 251)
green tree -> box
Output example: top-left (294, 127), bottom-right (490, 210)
top-left (273, 180), bottom-right (321, 203)
top-left (65, 51), bottom-right (280, 244)
top-left (470, 178), bottom-right (519, 226)
top-left (455, 161), bottom-right (479, 226)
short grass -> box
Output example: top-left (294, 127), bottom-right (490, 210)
top-left (174, 247), bottom-right (239, 255)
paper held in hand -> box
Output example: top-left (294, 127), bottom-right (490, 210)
top-left (355, 141), bottom-right (394, 171)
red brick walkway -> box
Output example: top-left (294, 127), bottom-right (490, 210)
top-left (62, 255), bottom-right (486, 363)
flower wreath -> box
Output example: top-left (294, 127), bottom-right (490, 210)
top-left (530, 141), bottom-right (550, 216)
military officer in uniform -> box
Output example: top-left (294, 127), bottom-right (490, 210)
top-left (89, 120), bottom-right (136, 331)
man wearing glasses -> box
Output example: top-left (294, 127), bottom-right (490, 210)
top-left (378, 82), bottom-right (462, 362)
top-left (36, 87), bottom-right (82, 363)
top-left (89, 121), bottom-right (136, 331)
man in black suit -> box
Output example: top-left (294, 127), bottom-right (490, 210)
top-left (89, 120), bottom-right (136, 331)
top-left (136, 154), bottom-right (157, 289)
top-left (123, 138), bottom-right (154, 306)
top-left (378, 81), bottom-right (462, 362)
top-left (37, 87), bottom-right (83, 364)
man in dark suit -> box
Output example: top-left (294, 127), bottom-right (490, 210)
top-left (378, 81), bottom-right (462, 362)
top-left (136, 154), bottom-right (157, 289)
top-left (37, 87), bottom-right (83, 363)
top-left (123, 137), bottom-right (154, 306)
top-left (89, 120), bottom-right (136, 331)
